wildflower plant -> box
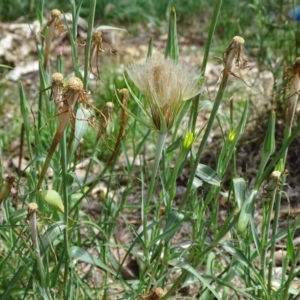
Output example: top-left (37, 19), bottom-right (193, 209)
top-left (125, 24), bottom-right (202, 267)
top-left (3, 1), bottom-right (300, 300)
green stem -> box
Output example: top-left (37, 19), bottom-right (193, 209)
top-left (142, 132), bottom-right (167, 261)
top-left (180, 71), bottom-right (230, 212)
top-left (60, 133), bottom-right (70, 299)
top-left (264, 188), bottom-right (277, 293)
top-left (83, 0), bottom-right (96, 89)
top-left (256, 120), bottom-right (300, 188)
top-left (190, 0), bottom-right (222, 132)
top-left (70, 0), bottom-right (80, 78)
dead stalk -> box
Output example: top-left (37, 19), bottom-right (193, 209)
top-left (89, 30), bottom-right (118, 78)
top-left (37, 77), bottom-right (84, 190)
top-left (43, 9), bottom-right (66, 69)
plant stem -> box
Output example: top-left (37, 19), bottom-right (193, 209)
top-left (83, 0), bottom-right (96, 90)
top-left (179, 70), bottom-right (230, 212)
top-left (142, 132), bottom-right (167, 254)
top-left (36, 113), bottom-right (70, 190)
top-left (190, 0), bottom-right (222, 132)
top-left (60, 133), bottom-right (70, 299)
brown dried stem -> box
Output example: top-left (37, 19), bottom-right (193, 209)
top-left (37, 77), bottom-right (83, 190)
top-left (43, 9), bottom-right (66, 69)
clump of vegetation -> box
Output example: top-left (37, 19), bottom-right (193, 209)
top-left (1, 1), bottom-right (300, 300)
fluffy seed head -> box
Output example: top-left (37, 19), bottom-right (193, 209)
top-left (154, 288), bottom-right (164, 297)
top-left (126, 56), bottom-right (201, 131)
top-left (28, 202), bottom-right (38, 212)
top-left (51, 9), bottom-right (61, 18)
top-left (105, 102), bottom-right (115, 112)
top-left (67, 77), bottom-right (83, 91)
top-left (233, 36), bottom-right (244, 44)
top-left (52, 72), bottom-right (63, 83)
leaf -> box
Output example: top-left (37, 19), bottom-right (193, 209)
top-left (9, 209), bottom-right (27, 226)
top-left (162, 211), bottom-right (185, 243)
top-left (69, 246), bottom-right (116, 276)
top-left (192, 177), bottom-right (203, 188)
top-left (39, 189), bottom-right (64, 213)
top-left (195, 163), bottom-right (221, 186)
top-left (0, 64), bottom-right (13, 69)
top-left (165, 6), bottom-right (179, 61)
top-left (172, 261), bottom-right (222, 299)
top-left (40, 222), bottom-right (65, 254)
top-left (233, 178), bottom-right (246, 210)
top-left (68, 108), bottom-right (91, 160)
top-left (237, 189), bottom-right (257, 233)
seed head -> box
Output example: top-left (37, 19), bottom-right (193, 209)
top-left (223, 36), bottom-right (245, 73)
top-left (28, 202), bottom-right (38, 213)
top-left (126, 56), bottom-right (201, 132)
top-left (27, 202), bottom-right (38, 220)
top-left (92, 30), bottom-right (102, 42)
top-left (51, 9), bottom-right (61, 18)
top-left (105, 102), bottom-right (114, 111)
top-left (52, 72), bottom-right (63, 83)
top-left (67, 77), bottom-right (83, 91)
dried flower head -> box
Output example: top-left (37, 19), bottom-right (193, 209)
top-left (0, 173), bottom-right (17, 204)
top-left (89, 30), bottom-right (118, 78)
top-left (126, 56), bottom-right (201, 132)
top-left (264, 170), bottom-right (282, 193)
top-left (63, 77), bottom-right (84, 111)
top-left (140, 287), bottom-right (164, 299)
top-left (50, 72), bottom-right (64, 109)
top-left (223, 36), bottom-right (245, 72)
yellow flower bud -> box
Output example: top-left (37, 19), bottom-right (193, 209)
top-left (182, 132), bottom-right (195, 149)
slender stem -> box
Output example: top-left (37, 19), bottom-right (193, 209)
top-left (180, 72), bottom-right (230, 211)
top-left (70, 0), bottom-right (80, 77)
top-left (264, 188), bottom-right (277, 293)
top-left (36, 114), bottom-right (69, 190)
top-left (83, 0), bottom-right (96, 90)
top-left (190, 0), bottom-right (222, 132)
top-left (142, 132), bottom-right (167, 252)
top-left (60, 133), bottom-right (70, 299)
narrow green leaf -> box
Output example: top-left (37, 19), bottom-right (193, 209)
top-left (237, 189), bottom-right (257, 233)
top-left (40, 222), bottom-right (65, 254)
top-left (263, 110), bottom-right (276, 156)
top-left (173, 261), bottom-right (222, 299)
top-left (0, 64), bottom-right (13, 69)
top-left (165, 6), bottom-right (179, 61)
top-left (196, 163), bottom-right (221, 186)
top-left (286, 229), bottom-right (294, 260)
top-left (162, 211), bottom-right (184, 243)
top-left (69, 246), bottom-right (116, 276)
top-left (69, 108), bottom-right (91, 160)
top-left (9, 209), bottom-right (27, 226)
top-left (233, 178), bottom-right (246, 210)
top-left (147, 36), bottom-right (153, 57)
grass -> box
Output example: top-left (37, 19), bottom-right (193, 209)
top-left (1, 0), bottom-right (300, 299)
